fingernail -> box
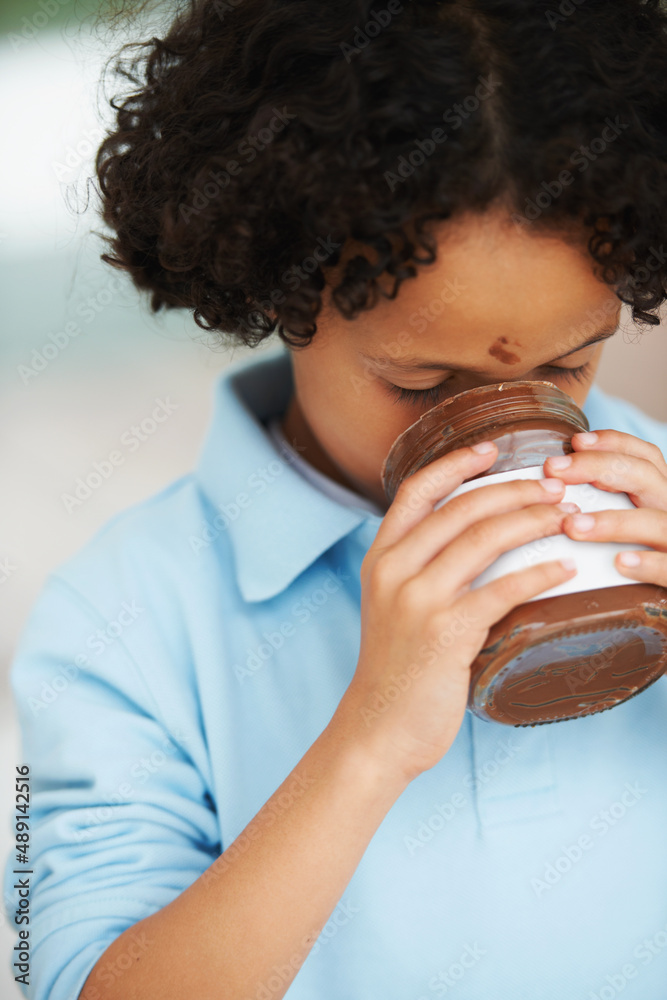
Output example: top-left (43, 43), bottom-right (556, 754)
top-left (547, 455), bottom-right (572, 470)
top-left (560, 558), bottom-right (577, 571)
top-left (541, 478), bottom-right (564, 494)
top-left (471, 441), bottom-right (496, 454)
top-left (556, 502), bottom-right (580, 513)
top-left (619, 552), bottom-right (641, 567)
top-left (574, 432), bottom-right (598, 445)
top-left (571, 513), bottom-right (595, 532)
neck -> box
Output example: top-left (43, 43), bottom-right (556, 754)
top-left (280, 394), bottom-right (371, 498)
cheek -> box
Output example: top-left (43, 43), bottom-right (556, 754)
top-left (349, 369), bottom-right (413, 431)
top-left (369, 381), bottom-right (422, 454)
top-left (338, 384), bottom-right (405, 473)
top-left (307, 372), bottom-right (414, 485)
top-left (567, 385), bottom-right (588, 408)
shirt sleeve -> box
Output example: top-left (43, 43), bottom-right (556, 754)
top-left (3, 572), bottom-right (221, 1000)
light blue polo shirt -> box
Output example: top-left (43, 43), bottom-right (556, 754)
top-left (5, 342), bottom-right (667, 1000)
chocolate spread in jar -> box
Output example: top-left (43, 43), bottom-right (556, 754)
top-left (381, 381), bottom-right (667, 727)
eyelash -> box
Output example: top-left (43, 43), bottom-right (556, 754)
top-left (385, 361), bottom-right (593, 405)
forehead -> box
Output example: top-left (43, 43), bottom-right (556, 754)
top-left (354, 214), bottom-right (621, 364)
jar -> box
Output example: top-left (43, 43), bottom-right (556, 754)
top-left (381, 381), bottom-right (667, 727)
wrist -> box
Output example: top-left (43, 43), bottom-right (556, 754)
top-left (325, 688), bottom-right (414, 799)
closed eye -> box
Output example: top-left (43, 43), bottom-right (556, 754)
top-left (384, 361), bottom-right (593, 406)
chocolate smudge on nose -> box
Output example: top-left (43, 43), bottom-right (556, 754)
top-left (488, 336), bottom-right (521, 364)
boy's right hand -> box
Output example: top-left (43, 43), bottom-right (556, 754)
top-left (335, 441), bottom-right (580, 785)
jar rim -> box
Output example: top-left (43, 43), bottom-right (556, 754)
top-left (381, 380), bottom-right (589, 503)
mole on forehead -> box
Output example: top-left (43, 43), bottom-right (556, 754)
top-left (488, 336), bottom-right (521, 365)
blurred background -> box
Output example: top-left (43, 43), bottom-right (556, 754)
top-left (0, 1), bottom-right (666, 996)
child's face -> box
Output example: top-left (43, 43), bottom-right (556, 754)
top-left (283, 207), bottom-right (622, 511)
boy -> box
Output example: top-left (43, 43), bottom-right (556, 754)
top-left (5, 1), bottom-right (667, 998)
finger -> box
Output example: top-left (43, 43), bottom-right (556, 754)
top-left (571, 429), bottom-right (667, 476)
top-left (460, 557), bottom-right (578, 630)
top-left (613, 549), bottom-right (667, 588)
top-left (408, 503), bottom-right (571, 600)
top-left (379, 477), bottom-right (575, 582)
top-left (375, 442), bottom-right (498, 548)
top-left (543, 450), bottom-right (667, 509)
top-left (562, 507), bottom-right (667, 551)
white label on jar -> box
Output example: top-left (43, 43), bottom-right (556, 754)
top-left (433, 464), bottom-right (651, 602)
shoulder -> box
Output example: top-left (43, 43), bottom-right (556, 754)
top-left (583, 383), bottom-right (667, 456)
top-left (16, 472), bottom-right (236, 686)
top-left (50, 472), bottom-right (230, 604)
top-left (11, 472), bottom-right (239, 735)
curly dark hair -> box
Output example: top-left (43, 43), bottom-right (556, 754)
top-left (94, 0), bottom-right (667, 349)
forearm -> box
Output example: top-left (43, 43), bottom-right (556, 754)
top-left (78, 704), bottom-right (408, 1000)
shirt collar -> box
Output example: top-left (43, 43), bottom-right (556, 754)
top-left (195, 344), bottom-right (382, 603)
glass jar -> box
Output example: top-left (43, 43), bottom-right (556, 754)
top-left (381, 381), bottom-right (667, 727)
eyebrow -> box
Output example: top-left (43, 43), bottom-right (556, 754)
top-left (360, 322), bottom-right (620, 373)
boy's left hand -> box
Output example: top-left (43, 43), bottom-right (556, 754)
top-left (543, 429), bottom-right (667, 588)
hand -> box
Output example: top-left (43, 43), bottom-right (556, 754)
top-left (543, 429), bottom-right (667, 588)
top-left (335, 441), bottom-right (579, 786)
